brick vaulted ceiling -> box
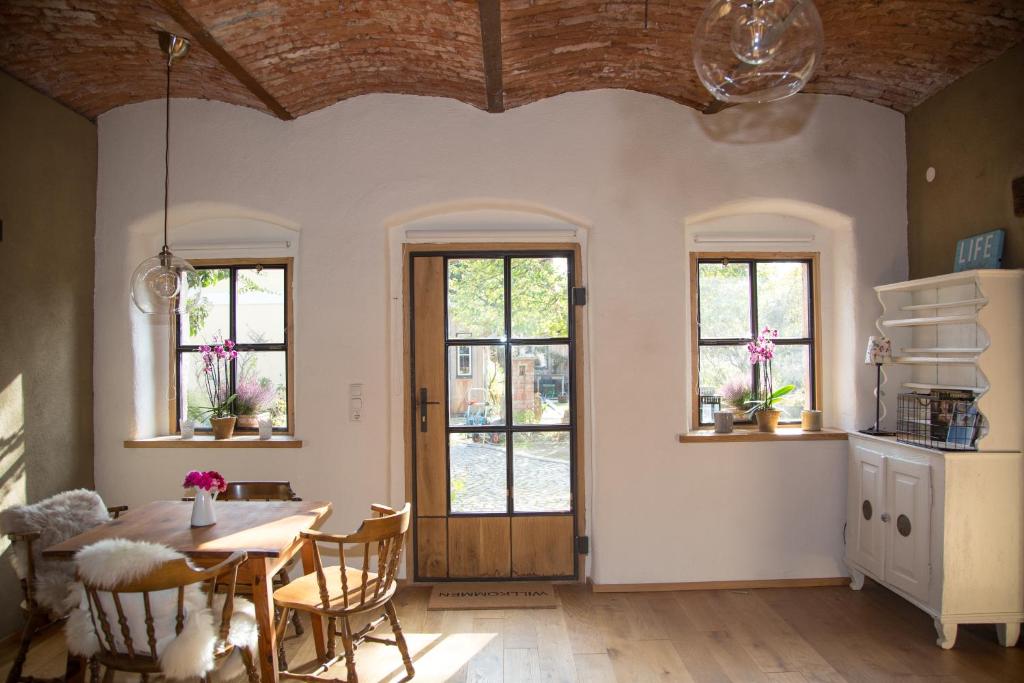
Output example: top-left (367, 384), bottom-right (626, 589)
top-left (1, 1), bottom-right (1022, 121)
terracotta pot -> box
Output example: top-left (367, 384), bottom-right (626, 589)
top-left (235, 414), bottom-right (259, 430)
top-left (210, 416), bottom-right (237, 440)
top-left (755, 409), bottom-right (782, 433)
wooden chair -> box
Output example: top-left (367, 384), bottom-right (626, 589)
top-left (75, 547), bottom-right (258, 683)
top-left (4, 505), bottom-right (127, 683)
top-left (273, 503), bottom-right (413, 683)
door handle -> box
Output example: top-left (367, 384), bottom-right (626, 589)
top-left (419, 388), bottom-right (441, 432)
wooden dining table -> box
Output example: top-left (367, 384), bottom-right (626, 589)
top-left (44, 499), bottom-right (333, 683)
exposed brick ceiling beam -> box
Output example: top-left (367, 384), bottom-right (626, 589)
top-left (153, 0), bottom-right (293, 120)
top-left (478, 0), bottom-right (504, 113)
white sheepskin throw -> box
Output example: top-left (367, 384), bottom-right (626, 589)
top-left (0, 489), bottom-right (112, 615)
top-left (65, 539), bottom-right (258, 681)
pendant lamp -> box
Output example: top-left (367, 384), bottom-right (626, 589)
top-left (129, 32), bottom-right (195, 315)
top-left (693, 0), bottom-right (823, 104)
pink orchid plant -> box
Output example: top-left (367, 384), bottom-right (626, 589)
top-left (745, 327), bottom-right (795, 414)
top-left (182, 469), bottom-right (228, 494)
top-left (197, 338), bottom-right (238, 419)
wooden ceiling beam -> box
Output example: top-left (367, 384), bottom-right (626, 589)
top-left (154, 0), bottom-right (293, 121)
top-left (478, 0), bottom-right (504, 113)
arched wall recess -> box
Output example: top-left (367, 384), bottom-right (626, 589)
top-left (127, 204), bottom-right (300, 438)
top-left (683, 198), bottom-right (860, 431)
top-left (384, 199), bottom-right (594, 580)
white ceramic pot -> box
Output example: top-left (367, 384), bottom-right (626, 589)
top-left (191, 489), bottom-right (217, 528)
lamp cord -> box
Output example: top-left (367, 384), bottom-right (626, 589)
top-left (163, 56), bottom-right (171, 251)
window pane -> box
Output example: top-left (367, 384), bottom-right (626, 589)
top-left (757, 262), bottom-right (810, 338)
top-left (699, 345), bottom-right (752, 423)
top-left (182, 269), bottom-right (230, 345)
top-left (449, 345), bottom-right (506, 427)
top-left (180, 352), bottom-right (214, 429)
top-left (513, 432), bottom-right (571, 513)
top-left (236, 350), bottom-right (288, 428)
top-left (236, 268), bottom-right (285, 344)
top-left (448, 258), bottom-right (505, 339)
top-left (698, 262), bottom-right (751, 339)
top-left (770, 345), bottom-right (812, 422)
top-left (512, 344), bottom-right (570, 425)
top-left (511, 257), bottom-right (569, 339)
top-left (450, 432), bottom-right (507, 513)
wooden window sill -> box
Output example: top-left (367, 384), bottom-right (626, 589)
top-left (678, 427), bottom-right (848, 443)
top-left (124, 436), bottom-right (303, 448)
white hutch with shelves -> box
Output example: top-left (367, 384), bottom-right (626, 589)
top-left (846, 269), bottom-right (1024, 649)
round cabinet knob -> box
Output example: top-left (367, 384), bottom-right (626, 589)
top-left (897, 514), bottom-right (912, 537)
top-left (880, 512), bottom-right (891, 523)
top-left (862, 500), bottom-right (873, 520)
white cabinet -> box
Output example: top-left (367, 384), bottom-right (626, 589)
top-left (846, 433), bottom-right (1024, 649)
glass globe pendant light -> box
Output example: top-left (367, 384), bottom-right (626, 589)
top-left (129, 32), bottom-right (195, 315)
top-left (693, 0), bottom-right (823, 104)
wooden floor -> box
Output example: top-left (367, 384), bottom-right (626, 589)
top-left (3, 582), bottom-right (1023, 682)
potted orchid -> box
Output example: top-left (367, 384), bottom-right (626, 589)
top-left (746, 327), bottom-right (795, 433)
top-left (183, 469), bottom-right (227, 527)
top-left (197, 339), bottom-right (238, 439)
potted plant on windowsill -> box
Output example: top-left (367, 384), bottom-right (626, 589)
top-left (197, 339), bottom-right (237, 439)
top-left (234, 378), bottom-right (276, 430)
top-left (746, 327), bottom-right (795, 433)
top-left (719, 377), bottom-right (753, 423)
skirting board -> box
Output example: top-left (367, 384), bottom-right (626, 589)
top-left (591, 577), bottom-right (850, 593)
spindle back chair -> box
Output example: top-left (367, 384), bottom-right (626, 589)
top-left (273, 503), bottom-right (413, 682)
top-left (4, 505), bottom-right (127, 683)
top-left (77, 549), bottom-right (258, 683)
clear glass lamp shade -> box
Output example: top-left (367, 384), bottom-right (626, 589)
top-left (693, 0), bottom-right (824, 104)
top-left (129, 250), bottom-right (195, 315)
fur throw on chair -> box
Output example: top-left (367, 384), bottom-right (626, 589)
top-left (0, 489), bottom-right (112, 615)
top-left (65, 539), bottom-right (258, 681)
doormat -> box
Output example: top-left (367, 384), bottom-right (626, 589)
top-left (427, 582), bottom-right (559, 610)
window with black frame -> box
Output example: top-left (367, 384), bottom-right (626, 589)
top-left (175, 259), bottom-right (292, 433)
top-left (694, 254), bottom-right (818, 426)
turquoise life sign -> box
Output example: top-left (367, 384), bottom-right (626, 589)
top-left (954, 229), bottom-right (1004, 272)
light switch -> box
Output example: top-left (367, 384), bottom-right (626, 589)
top-left (350, 383), bottom-right (363, 398)
top-left (350, 397), bottom-right (363, 422)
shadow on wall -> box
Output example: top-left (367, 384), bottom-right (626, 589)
top-left (692, 96), bottom-right (819, 144)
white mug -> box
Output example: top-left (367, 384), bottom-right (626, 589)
top-left (258, 415), bottom-right (273, 440)
top-left (713, 411), bottom-right (734, 434)
top-left (180, 420), bottom-right (195, 439)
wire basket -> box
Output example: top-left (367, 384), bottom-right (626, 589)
top-left (896, 391), bottom-right (982, 452)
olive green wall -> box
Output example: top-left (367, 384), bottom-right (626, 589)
top-left (0, 72), bottom-right (97, 638)
top-left (907, 43), bottom-right (1024, 278)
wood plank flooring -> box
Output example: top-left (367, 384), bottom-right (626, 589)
top-left (3, 582), bottom-right (1022, 682)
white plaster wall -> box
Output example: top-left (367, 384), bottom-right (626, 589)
top-left (94, 90), bottom-right (907, 585)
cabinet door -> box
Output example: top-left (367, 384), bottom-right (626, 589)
top-left (884, 457), bottom-right (931, 602)
top-left (847, 442), bottom-right (885, 577)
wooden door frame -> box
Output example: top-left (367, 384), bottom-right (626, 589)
top-left (402, 242), bottom-right (588, 583)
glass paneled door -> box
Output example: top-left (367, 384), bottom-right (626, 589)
top-left (410, 250), bottom-right (580, 580)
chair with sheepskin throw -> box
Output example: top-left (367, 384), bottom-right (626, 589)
top-left (65, 539), bottom-right (260, 683)
top-left (273, 502), bottom-right (413, 683)
top-left (0, 489), bottom-right (128, 683)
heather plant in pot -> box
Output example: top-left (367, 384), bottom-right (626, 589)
top-left (234, 378), bottom-right (277, 429)
top-left (746, 327), bottom-right (795, 433)
top-left (719, 377), bottom-right (753, 422)
top-left (196, 339), bottom-right (237, 439)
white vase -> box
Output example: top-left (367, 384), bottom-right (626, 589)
top-left (191, 489), bottom-right (217, 527)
